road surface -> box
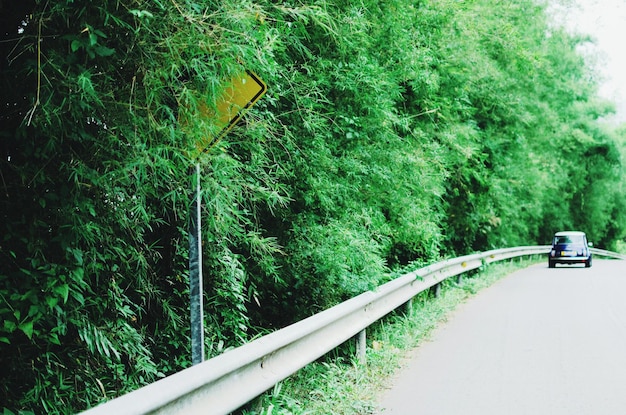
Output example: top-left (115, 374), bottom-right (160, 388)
top-left (376, 259), bottom-right (626, 414)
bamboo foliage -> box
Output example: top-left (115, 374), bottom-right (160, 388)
top-left (1, 0), bottom-right (625, 413)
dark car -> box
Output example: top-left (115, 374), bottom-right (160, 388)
top-left (548, 231), bottom-right (592, 268)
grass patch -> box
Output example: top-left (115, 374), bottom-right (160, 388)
top-left (240, 257), bottom-right (541, 415)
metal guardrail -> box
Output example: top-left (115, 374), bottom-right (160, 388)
top-left (590, 247), bottom-right (626, 260)
top-left (80, 245), bottom-right (624, 415)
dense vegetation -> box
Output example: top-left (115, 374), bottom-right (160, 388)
top-left (1, 0), bottom-right (625, 413)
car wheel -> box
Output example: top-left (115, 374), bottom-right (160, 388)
top-left (585, 258), bottom-right (592, 268)
top-left (549, 260), bottom-right (555, 268)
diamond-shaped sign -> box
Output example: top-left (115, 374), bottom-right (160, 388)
top-left (193, 70), bottom-right (267, 156)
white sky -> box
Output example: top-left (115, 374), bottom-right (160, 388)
top-left (550, 0), bottom-right (626, 123)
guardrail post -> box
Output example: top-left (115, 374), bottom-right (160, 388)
top-left (356, 329), bottom-right (367, 364)
top-left (405, 297), bottom-right (414, 315)
top-left (432, 282), bottom-right (441, 298)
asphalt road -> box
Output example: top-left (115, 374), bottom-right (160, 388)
top-left (376, 259), bottom-right (626, 415)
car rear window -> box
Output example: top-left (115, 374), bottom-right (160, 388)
top-left (555, 235), bottom-right (585, 245)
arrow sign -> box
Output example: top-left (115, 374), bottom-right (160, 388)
top-left (193, 70), bottom-right (267, 156)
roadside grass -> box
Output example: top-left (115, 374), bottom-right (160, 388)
top-left (241, 257), bottom-right (542, 415)
top-left (615, 240), bottom-right (626, 254)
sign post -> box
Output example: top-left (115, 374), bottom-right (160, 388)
top-left (188, 70), bottom-right (267, 365)
top-left (189, 163), bottom-right (204, 365)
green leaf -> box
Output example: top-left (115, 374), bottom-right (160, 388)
top-left (71, 267), bottom-right (84, 281)
top-left (95, 46), bottom-right (116, 57)
top-left (58, 284), bottom-right (69, 303)
top-left (3, 320), bottom-right (16, 333)
top-left (71, 291), bottom-right (85, 306)
top-left (18, 321), bottom-right (34, 339)
top-left (70, 248), bottom-right (84, 265)
top-left (71, 39), bottom-right (82, 52)
top-left (49, 333), bottom-right (61, 346)
top-left (27, 305), bottom-right (40, 318)
top-left (93, 29), bottom-right (107, 39)
top-left (46, 296), bottom-right (59, 309)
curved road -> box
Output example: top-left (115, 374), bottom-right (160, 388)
top-left (376, 259), bottom-right (626, 414)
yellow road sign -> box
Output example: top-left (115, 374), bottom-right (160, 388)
top-left (194, 70), bottom-right (267, 156)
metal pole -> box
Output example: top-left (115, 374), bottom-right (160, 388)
top-left (356, 329), bottom-right (367, 364)
top-left (189, 163), bottom-right (204, 365)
